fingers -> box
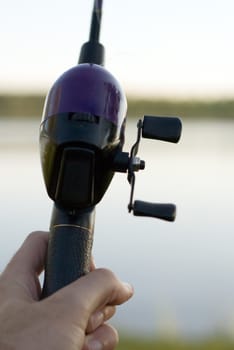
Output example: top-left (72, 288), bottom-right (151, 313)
top-left (86, 306), bottom-right (116, 334)
top-left (84, 323), bottom-right (119, 350)
top-left (1, 232), bottom-right (49, 301)
top-left (49, 268), bottom-right (133, 329)
top-left (90, 257), bottom-right (96, 272)
top-left (5, 231), bottom-right (49, 276)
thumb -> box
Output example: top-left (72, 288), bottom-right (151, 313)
top-left (1, 232), bottom-right (49, 300)
top-left (46, 268), bottom-right (134, 330)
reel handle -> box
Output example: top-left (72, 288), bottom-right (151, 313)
top-left (142, 116), bottom-right (182, 143)
top-left (41, 205), bottom-right (95, 298)
top-left (133, 200), bottom-right (176, 221)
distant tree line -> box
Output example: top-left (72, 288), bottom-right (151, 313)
top-left (0, 94), bottom-right (234, 119)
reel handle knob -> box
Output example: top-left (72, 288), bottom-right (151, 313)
top-left (133, 200), bottom-right (176, 221)
top-left (142, 116), bottom-right (182, 143)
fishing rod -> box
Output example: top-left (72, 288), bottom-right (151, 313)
top-left (40, 0), bottom-right (182, 297)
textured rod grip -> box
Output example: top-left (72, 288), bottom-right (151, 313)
top-left (42, 205), bottom-right (95, 298)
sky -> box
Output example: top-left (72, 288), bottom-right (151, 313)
top-left (1, 0), bottom-right (234, 99)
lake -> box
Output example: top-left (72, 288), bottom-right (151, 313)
top-left (0, 117), bottom-right (234, 339)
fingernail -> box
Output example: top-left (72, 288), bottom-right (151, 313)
top-left (94, 310), bottom-right (104, 325)
top-left (89, 311), bottom-right (104, 332)
top-left (89, 340), bottom-right (102, 350)
top-left (123, 282), bottom-right (134, 294)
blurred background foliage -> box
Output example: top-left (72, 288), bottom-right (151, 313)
top-left (0, 94), bottom-right (234, 119)
top-left (117, 337), bottom-right (234, 350)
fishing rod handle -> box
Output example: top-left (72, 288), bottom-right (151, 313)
top-left (41, 204), bottom-right (95, 298)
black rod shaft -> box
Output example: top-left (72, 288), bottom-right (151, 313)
top-left (89, 0), bottom-right (103, 42)
top-left (78, 0), bottom-right (105, 65)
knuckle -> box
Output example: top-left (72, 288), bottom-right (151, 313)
top-left (95, 268), bottom-right (117, 283)
top-left (26, 231), bottom-right (48, 241)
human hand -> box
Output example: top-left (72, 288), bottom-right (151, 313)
top-left (0, 232), bottom-right (133, 350)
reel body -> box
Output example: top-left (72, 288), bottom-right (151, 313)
top-left (40, 63), bottom-right (127, 210)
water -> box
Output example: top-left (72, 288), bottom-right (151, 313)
top-left (0, 117), bottom-right (234, 339)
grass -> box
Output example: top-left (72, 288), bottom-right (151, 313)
top-left (0, 94), bottom-right (234, 119)
top-left (117, 337), bottom-right (234, 350)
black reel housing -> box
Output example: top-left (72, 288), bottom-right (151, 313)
top-left (40, 64), bottom-right (128, 210)
top-left (40, 112), bottom-right (124, 210)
